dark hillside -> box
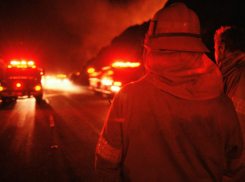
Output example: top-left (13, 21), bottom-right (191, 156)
top-left (165, 0), bottom-right (245, 59)
top-left (85, 22), bottom-right (149, 71)
top-left (85, 0), bottom-right (245, 71)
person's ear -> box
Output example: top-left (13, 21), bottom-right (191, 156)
top-left (220, 42), bottom-right (225, 53)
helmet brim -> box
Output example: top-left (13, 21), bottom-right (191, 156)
top-left (144, 36), bottom-right (210, 52)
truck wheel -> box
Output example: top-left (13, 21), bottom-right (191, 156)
top-left (1, 97), bottom-right (7, 104)
top-left (94, 90), bottom-right (101, 96)
top-left (102, 93), bottom-right (113, 99)
top-left (35, 95), bottom-right (43, 103)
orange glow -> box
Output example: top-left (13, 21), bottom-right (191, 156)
top-left (107, 70), bottom-right (114, 75)
top-left (28, 61), bottom-right (34, 65)
top-left (57, 74), bottom-right (66, 78)
top-left (111, 86), bottom-right (120, 92)
top-left (17, 65), bottom-right (27, 68)
top-left (10, 60), bottom-right (36, 68)
top-left (112, 62), bottom-right (140, 67)
top-left (87, 68), bottom-right (95, 73)
top-left (113, 81), bottom-right (122, 86)
top-left (102, 66), bottom-right (111, 70)
top-left (16, 83), bottom-right (21, 88)
top-left (11, 61), bottom-right (20, 65)
top-left (21, 61), bottom-right (27, 65)
top-left (0, 86), bottom-right (3, 91)
top-left (101, 79), bottom-right (113, 86)
top-left (35, 85), bottom-right (41, 91)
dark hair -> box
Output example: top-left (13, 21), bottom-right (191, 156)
top-left (214, 26), bottom-right (245, 52)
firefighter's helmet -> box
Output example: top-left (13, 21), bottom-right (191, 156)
top-left (144, 2), bottom-right (209, 52)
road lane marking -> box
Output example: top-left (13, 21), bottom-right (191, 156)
top-left (45, 98), bottom-right (50, 104)
top-left (51, 145), bottom-right (58, 149)
top-left (49, 115), bottom-right (55, 127)
top-left (49, 114), bottom-right (58, 149)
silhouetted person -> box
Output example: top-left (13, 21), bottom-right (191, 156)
top-left (214, 26), bottom-right (245, 182)
top-left (95, 3), bottom-right (244, 182)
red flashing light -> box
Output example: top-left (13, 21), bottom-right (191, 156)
top-left (21, 61), bottom-right (26, 65)
top-left (101, 79), bottom-right (113, 86)
top-left (111, 86), bottom-right (120, 92)
top-left (9, 60), bottom-right (36, 68)
top-left (35, 85), bottom-right (41, 91)
top-left (110, 81), bottom-right (122, 92)
top-left (28, 61), bottom-right (34, 65)
top-left (113, 81), bottom-right (122, 86)
top-left (16, 83), bottom-right (21, 88)
top-left (107, 70), bottom-right (114, 75)
top-left (57, 74), bottom-right (66, 78)
top-left (11, 60), bottom-right (20, 65)
top-left (17, 65), bottom-right (27, 68)
top-left (87, 68), bottom-right (95, 74)
top-left (112, 62), bottom-right (140, 68)
top-left (102, 66), bottom-right (111, 70)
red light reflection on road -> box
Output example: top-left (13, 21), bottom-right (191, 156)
top-left (10, 97), bottom-right (36, 163)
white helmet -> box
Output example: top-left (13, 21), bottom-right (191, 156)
top-left (144, 2), bottom-right (209, 52)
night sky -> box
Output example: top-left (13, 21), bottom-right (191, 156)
top-left (0, 0), bottom-right (166, 75)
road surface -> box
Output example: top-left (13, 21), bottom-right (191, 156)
top-left (0, 84), bottom-right (111, 182)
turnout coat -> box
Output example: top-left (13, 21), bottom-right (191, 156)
top-left (218, 52), bottom-right (245, 182)
top-left (95, 52), bottom-right (243, 182)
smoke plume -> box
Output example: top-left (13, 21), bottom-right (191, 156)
top-left (43, 0), bottom-right (166, 70)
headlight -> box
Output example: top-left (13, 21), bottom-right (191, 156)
top-left (111, 86), bottom-right (120, 92)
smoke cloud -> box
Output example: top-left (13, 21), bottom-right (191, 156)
top-left (43, 0), bottom-right (167, 71)
top-left (0, 0), bottom-right (166, 75)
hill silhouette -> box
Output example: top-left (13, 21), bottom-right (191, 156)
top-left (82, 0), bottom-right (245, 83)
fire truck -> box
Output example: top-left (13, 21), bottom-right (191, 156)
top-left (88, 61), bottom-right (145, 98)
top-left (0, 60), bottom-right (44, 103)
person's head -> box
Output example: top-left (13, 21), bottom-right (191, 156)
top-left (143, 2), bottom-right (209, 59)
top-left (214, 26), bottom-right (245, 64)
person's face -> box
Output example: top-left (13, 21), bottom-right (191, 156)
top-left (214, 42), bottom-right (225, 64)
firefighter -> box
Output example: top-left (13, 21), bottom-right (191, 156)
top-left (95, 3), bottom-right (243, 182)
top-left (214, 26), bottom-right (245, 182)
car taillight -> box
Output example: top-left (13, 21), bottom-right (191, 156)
top-left (35, 85), bottom-right (41, 91)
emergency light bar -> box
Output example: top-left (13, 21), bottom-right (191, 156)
top-left (57, 74), bottom-right (66, 78)
top-left (112, 62), bottom-right (140, 68)
top-left (8, 60), bottom-right (36, 68)
top-left (87, 68), bottom-right (95, 74)
top-left (16, 83), bottom-right (21, 88)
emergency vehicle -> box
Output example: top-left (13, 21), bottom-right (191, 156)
top-left (88, 61), bottom-right (145, 98)
top-left (0, 60), bottom-right (44, 103)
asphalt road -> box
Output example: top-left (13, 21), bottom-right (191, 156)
top-left (0, 84), bottom-right (111, 182)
